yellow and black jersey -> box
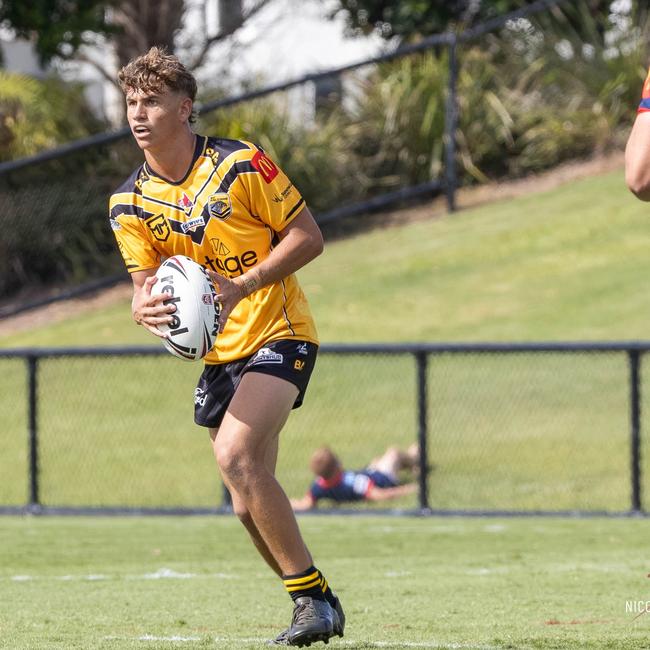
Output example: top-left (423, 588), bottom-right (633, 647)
top-left (109, 135), bottom-right (318, 364)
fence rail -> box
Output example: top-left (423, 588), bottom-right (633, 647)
top-left (0, 341), bottom-right (647, 517)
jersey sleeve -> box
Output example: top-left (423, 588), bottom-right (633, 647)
top-left (242, 147), bottom-right (306, 231)
top-left (639, 68), bottom-right (650, 113)
top-left (109, 195), bottom-right (161, 272)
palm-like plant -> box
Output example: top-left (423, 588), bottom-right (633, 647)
top-left (0, 71), bottom-right (102, 162)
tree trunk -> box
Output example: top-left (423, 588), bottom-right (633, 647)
top-left (218, 0), bottom-right (243, 35)
top-left (111, 0), bottom-right (185, 69)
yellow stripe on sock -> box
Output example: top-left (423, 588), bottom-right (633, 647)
top-left (283, 571), bottom-right (320, 587)
top-left (320, 578), bottom-right (328, 592)
top-left (285, 578), bottom-right (322, 592)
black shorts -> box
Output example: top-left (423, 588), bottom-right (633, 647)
top-left (194, 339), bottom-right (318, 429)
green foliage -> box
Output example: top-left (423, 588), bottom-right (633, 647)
top-left (2, 0), bottom-right (650, 300)
top-left (334, 0), bottom-right (529, 40)
top-left (0, 0), bottom-right (111, 64)
top-left (198, 98), bottom-right (364, 212)
top-left (0, 71), bottom-right (104, 161)
top-left (349, 53), bottom-right (447, 191)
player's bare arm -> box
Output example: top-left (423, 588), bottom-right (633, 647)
top-left (131, 269), bottom-right (176, 338)
top-left (625, 112), bottom-right (650, 201)
top-left (209, 205), bottom-right (323, 332)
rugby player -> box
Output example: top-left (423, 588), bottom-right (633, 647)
top-left (109, 46), bottom-right (344, 647)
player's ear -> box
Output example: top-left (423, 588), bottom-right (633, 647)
top-left (179, 96), bottom-right (193, 122)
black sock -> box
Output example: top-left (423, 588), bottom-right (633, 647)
top-left (282, 565), bottom-right (326, 602)
top-left (317, 568), bottom-right (338, 608)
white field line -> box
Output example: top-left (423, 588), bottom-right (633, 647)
top-left (6, 568), bottom-right (236, 582)
top-left (211, 638), bottom-right (502, 649)
top-left (104, 635), bottom-right (503, 649)
top-left (139, 635), bottom-right (201, 642)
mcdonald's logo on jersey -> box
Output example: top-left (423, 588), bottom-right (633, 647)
top-left (251, 150), bottom-right (279, 184)
top-left (145, 213), bottom-right (170, 242)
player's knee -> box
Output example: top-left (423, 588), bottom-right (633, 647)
top-left (232, 501), bottom-right (252, 523)
top-left (215, 443), bottom-right (254, 487)
top-left (382, 446), bottom-right (401, 463)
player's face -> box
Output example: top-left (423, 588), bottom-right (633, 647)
top-left (125, 88), bottom-right (191, 150)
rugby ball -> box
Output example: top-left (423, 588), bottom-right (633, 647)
top-left (152, 256), bottom-right (220, 361)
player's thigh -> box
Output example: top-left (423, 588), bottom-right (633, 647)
top-left (217, 371), bottom-right (298, 461)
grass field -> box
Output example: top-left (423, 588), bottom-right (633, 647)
top-left (2, 168), bottom-right (650, 648)
top-left (1, 515), bottom-right (649, 649)
top-left (2, 167), bottom-right (650, 512)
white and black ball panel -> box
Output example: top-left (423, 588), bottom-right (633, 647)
top-left (152, 255), bottom-right (220, 361)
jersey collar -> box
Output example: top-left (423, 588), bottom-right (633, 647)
top-left (144, 135), bottom-right (206, 186)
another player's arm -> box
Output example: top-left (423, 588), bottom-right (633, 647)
top-left (625, 112), bottom-right (650, 201)
top-left (290, 493), bottom-right (317, 512)
top-left (130, 269), bottom-right (176, 338)
top-left (365, 483), bottom-right (418, 502)
top-left (209, 205), bottom-right (323, 332)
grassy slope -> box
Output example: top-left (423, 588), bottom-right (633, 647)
top-left (1, 516), bottom-right (649, 649)
top-left (2, 167), bottom-right (650, 348)
top-left (2, 168), bottom-right (650, 511)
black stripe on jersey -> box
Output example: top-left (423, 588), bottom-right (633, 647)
top-left (167, 217), bottom-right (206, 245)
top-left (112, 166), bottom-right (145, 196)
top-left (284, 198), bottom-right (305, 222)
top-left (216, 160), bottom-right (256, 194)
top-left (191, 164), bottom-right (220, 208)
top-left (205, 137), bottom-right (252, 159)
top-left (196, 160), bottom-right (256, 226)
top-left (279, 279), bottom-right (296, 336)
top-left (144, 194), bottom-right (187, 215)
top-left (110, 203), bottom-right (150, 220)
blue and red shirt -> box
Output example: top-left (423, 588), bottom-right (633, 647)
top-left (308, 469), bottom-right (397, 504)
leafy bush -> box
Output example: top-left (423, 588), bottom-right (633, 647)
top-left (3, 0), bottom-right (650, 300)
top-left (0, 72), bottom-right (104, 162)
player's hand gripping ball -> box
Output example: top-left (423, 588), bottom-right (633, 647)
top-left (151, 256), bottom-right (220, 361)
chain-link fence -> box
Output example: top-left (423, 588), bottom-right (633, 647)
top-left (1, 342), bottom-right (646, 516)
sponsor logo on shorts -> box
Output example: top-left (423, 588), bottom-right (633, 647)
top-left (194, 387), bottom-right (207, 407)
top-left (181, 216), bottom-right (205, 233)
top-left (296, 342), bottom-right (309, 355)
top-left (294, 360), bottom-right (305, 371)
top-left (251, 347), bottom-right (284, 365)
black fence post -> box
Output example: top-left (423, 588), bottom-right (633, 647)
top-left (415, 352), bottom-right (430, 511)
top-left (27, 355), bottom-right (40, 512)
top-left (628, 350), bottom-right (642, 513)
top-left (444, 32), bottom-right (459, 213)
